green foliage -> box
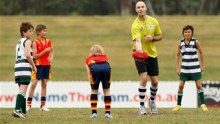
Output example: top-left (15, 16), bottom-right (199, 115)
top-left (1, 108), bottom-right (219, 124)
top-left (76, 0), bottom-right (120, 15)
top-left (0, 0), bottom-right (120, 15)
top-left (0, 0), bottom-right (77, 15)
top-left (152, 0), bottom-right (200, 15)
top-left (0, 0), bottom-right (21, 15)
top-left (0, 0), bottom-right (219, 15)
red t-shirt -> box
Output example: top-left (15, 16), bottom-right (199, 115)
top-left (34, 38), bottom-right (52, 65)
top-left (85, 54), bottom-right (108, 66)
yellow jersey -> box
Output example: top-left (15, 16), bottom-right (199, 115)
top-left (131, 16), bottom-right (162, 58)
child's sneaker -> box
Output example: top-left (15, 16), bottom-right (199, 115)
top-left (12, 110), bottom-right (26, 118)
top-left (104, 113), bottom-right (112, 119)
top-left (90, 113), bottom-right (98, 118)
top-left (172, 105), bottom-right (181, 111)
top-left (40, 106), bottom-right (50, 111)
top-left (26, 106), bottom-right (31, 112)
top-left (21, 113), bottom-right (27, 118)
top-left (139, 105), bottom-right (147, 115)
top-left (201, 104), bottom-right (208, 111)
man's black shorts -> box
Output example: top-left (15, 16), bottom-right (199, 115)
top-left (134, 57), bottom-right (159, 76)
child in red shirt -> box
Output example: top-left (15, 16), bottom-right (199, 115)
top-left (27, 24), bottom-right (54, 111)
top-left (85, 44), bottom-right (112, 119)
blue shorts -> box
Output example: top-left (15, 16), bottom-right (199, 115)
top-left (32, 65), bottom-right (51, 80)
top-left (89, 62), bottom-right (111, 90)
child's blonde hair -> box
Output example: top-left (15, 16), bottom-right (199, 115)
top-left (90, 44), bottom-right (104, 55)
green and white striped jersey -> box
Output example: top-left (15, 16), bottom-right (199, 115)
top-left (180, 38), bottom-right (201, 75)
top-left (14, 38), bottom-right (32, 78)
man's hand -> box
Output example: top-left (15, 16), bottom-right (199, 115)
top-left (132, 50), bottom-right (149, 60)
top-left (145, 35), bottom-right (154, 42)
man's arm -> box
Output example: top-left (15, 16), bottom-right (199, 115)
top-left (135, 38), bottom-right (142, 50)
top-left (153, 34), bottom-right (162, 42)
top-left (145, 34), bottom-right (162, 42)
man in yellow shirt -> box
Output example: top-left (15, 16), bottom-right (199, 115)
top-left (131, 1), bottom-right (162, 115)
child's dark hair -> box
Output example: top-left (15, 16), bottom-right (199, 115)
top-left (20, 22), bottom-right (34, 37)
top-left (36, 24), bottom-right (47, 35)
top-left (182, 25), bottom-right (194, 35)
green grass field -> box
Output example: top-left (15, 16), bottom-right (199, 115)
top-left (1, 108), bottom-right (219, 124)
top-left (1, 16), bottom-right (220, 81)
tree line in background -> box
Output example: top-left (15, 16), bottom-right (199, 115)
top-left (0, 0), bottom-right (219, 15)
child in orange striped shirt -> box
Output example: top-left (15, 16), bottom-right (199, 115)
top-left (27, 24), bottom-right (54, 111)
top-left (85, 44), bottom-right (112, 119)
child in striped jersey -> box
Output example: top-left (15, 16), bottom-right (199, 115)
top-left (85, 44), bottom-right (112, 119)
top-left (12, 22), bottom-right (37, 118)
top-left (172, 25), bottom-right (208, 111)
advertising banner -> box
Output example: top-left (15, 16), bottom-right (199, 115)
top-left (199, 81), bottom-right (220, 108)
top-left (0, 81), bottom-right (197, 108)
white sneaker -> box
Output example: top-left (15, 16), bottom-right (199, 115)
top-left (90, 113), bottom-right (98, 118)
top-left (148, 99), bottom-right (158, 114)
top-left (139, 105), bottom-right (147, 115)
top-left (104, 113), bottom-right (112, 119)
top-left (26, 106), bottom-right (31, 112)
top-left (21, 113), bottom-right (27, 118)
top-left (12, 110), bottom-right (26, 119)
top-left (40, 106), bottom-right (50, 111)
